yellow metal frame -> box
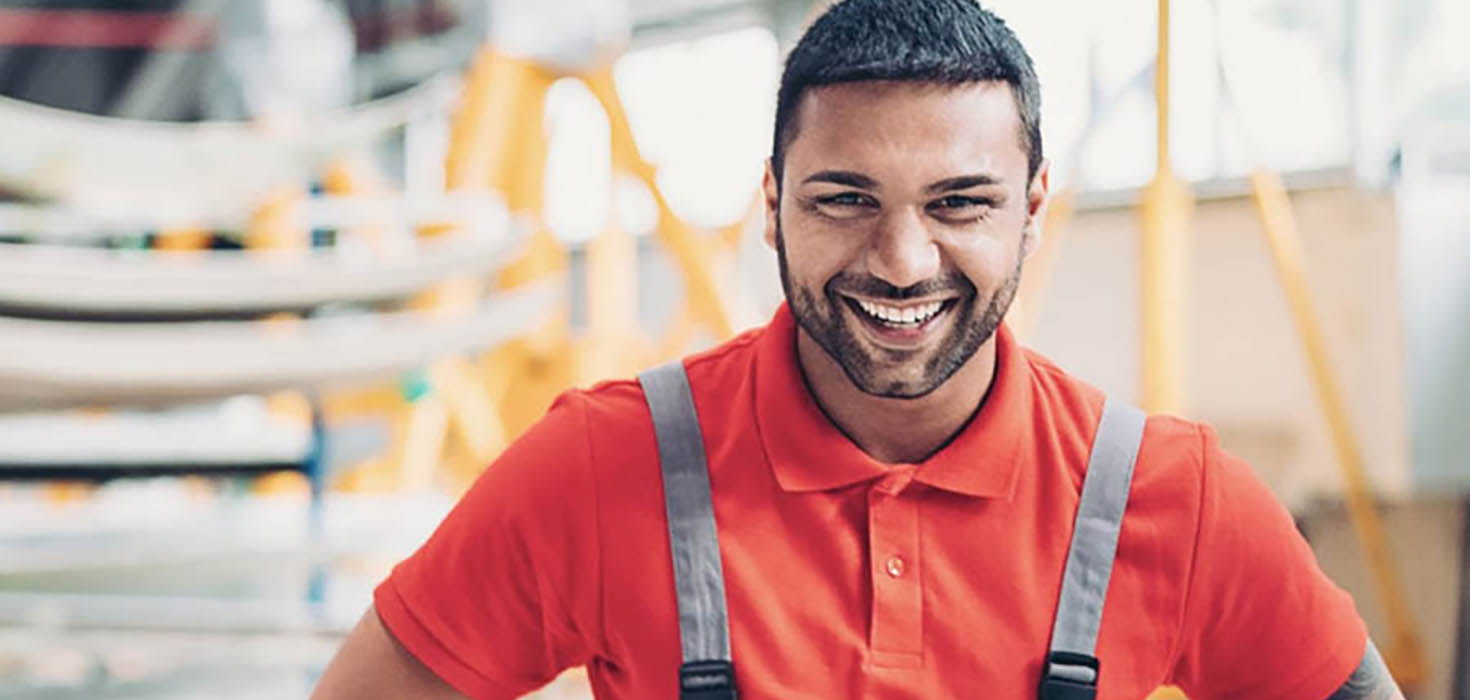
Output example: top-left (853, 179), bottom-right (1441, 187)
top-left (1138, 0), bottom-right (1193, 417)
top-left (1249, 170), bottom-right (1428, 689)
top-left (324, 45), bottom-right (758, 493)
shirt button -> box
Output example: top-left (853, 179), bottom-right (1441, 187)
top-left (884, 555), bottom-right (906, 578)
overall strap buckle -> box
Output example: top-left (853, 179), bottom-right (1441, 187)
top-left (680, 660), bottom-right (737, 700)
top-left (1038, 651), bottom-right (1099, 700)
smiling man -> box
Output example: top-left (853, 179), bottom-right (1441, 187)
top-left (313, 1), bottom-right (1402, 698)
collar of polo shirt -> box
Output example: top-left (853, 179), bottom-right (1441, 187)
top-left (753, 303), bottom-right (1027, 498)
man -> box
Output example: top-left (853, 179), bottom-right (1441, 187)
top-left (313, 0), bottom-right (1403, 697)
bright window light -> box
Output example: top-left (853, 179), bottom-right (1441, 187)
top-left (544, 77), bottom-right (612, 245)
top-left (614, 26), bottom-right (778, 228)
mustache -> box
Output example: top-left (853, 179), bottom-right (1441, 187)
top-left (825, 271), bottom-right (975, 301)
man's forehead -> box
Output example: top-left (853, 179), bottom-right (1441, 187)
top-left (801, 79), bottom-right (1016, 109)
top-left (786, 80), bottom-right (1026, 181)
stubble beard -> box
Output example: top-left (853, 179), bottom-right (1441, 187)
top-left (775, 222), bottom-right (1023, 400)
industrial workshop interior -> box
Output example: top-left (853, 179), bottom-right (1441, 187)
top-left (0, 0), bottom-right (1465, 698)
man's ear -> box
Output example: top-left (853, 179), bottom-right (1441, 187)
top-left (1022, 158), bottom-right (1052, 260)
top-left (763, 159), bottom-right (780, 250)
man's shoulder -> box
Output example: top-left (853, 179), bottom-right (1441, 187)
top-left (560, 323), bottom-right (768, 468)
top-left (579, 322), bottom-right (767, 425)
top-left (1018, 343), bottom-right (1217, 501)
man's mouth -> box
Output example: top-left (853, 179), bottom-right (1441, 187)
top-left (839, 294), bottom-right (960, 344)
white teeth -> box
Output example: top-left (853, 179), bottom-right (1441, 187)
top-left (854, 299), bottom-right (945, 326)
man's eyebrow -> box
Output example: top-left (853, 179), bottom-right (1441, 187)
top-left (801, 170), bottom-right (878, 189)
top-left (924, 174), bottom-right (1004, 194)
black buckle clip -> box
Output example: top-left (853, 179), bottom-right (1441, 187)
top-left (680, 660), bottom-right (737, 700)
top-left (1038, 651), bottom-right (1099, 700)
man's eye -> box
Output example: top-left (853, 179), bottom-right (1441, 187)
top-left (818, 193), bottom-right (872, 207)
top-left (932, 195), bottom-right (991, 210)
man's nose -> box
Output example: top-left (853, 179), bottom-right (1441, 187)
top-left (866, 207), bottom-right (940, 289)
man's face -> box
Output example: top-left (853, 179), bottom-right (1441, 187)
top-left (765, 80), bottom-right (1048, 399)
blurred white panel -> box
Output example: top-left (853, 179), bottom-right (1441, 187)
top-left (629, 0), bottom-right (747, 22)
top-left (0, 398), bottom-right (310, 466)
top-left (981, 0), bottom-right (1092, 189)
top-left (0, 203), bottom-right (518, 316)
top-left (993, 0), bottom-right (1352, 189)
top-left (0, 74), bottom-right (460, 219)
top-left (1218, 0), bottom-right (1352, 173)
top-left (0, 282), bottom-right (558, 411)
top-left (1398, 121), bottom-right (1470, 488)
top-left (492, 0), bottom-right (631, 72)
top-left (544, 78), bottom-right (613, 244)
top-left (615, 175), bottom-right (659, 237)
top-left (614, 26), bottom-right (777, 228)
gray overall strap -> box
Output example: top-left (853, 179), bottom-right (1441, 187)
top-left (1039, 397), bottom-right (1147, 700)
top-left (638, 362), bottom-right (738, 700)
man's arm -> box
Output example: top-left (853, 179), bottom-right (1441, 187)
top-left (311, 607), bottom-right (469, 700)
top-left (1165, 427), bottom-right (1396, 698)
top-left (316, 391), bottom-right (600, 698)
top-left (1324, 641), bottom-right (1404, 700)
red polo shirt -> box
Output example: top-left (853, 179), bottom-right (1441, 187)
top-left (375, 305), bottom-right (1366, 699)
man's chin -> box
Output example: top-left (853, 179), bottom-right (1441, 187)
top-left (832, 349), bottom-right (944, 399)
top-left (792, 301), bottom-right (968, 399)
top-left (845, 373), bottom-right (945, 400)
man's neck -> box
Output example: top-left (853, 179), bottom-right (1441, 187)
top-left (794, 330), bottom-right (999, 464)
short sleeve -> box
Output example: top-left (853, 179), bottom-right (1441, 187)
top-left (1168, 425), bottom-right (1367, 699)
top-left (374, 391), bottom-right (602, 700)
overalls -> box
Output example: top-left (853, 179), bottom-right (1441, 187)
top-left (639, 362), bottom-right (1146, 700)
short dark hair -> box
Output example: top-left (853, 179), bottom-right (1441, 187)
top-left (772, 0), bottom-right (1042, 185)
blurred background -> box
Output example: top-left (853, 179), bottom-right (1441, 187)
top-left (0, 0), bottom-right (1465, 697)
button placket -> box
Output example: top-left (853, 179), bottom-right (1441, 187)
top-left (867, 470), bottom-right (923, 666)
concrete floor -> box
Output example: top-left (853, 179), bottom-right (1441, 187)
top-left (1304, 496), bottom-right (1467, 700)
top-left (0, 484), bottom-right (453, 698)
